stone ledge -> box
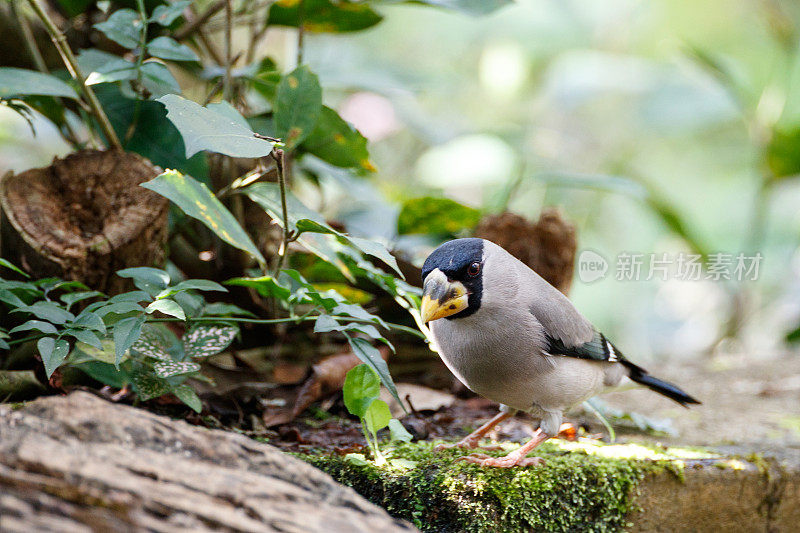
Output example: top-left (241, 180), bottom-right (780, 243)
top-left (0, 393), bottom-right (414, 533)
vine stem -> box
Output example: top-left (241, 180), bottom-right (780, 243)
top-left (24, 0), bottom-right (121, 149)
top-left (271, 148), bottom-right (292, 276)
top-left (223, 0), bottom-right (233, 101)
top-left (296, 0), bottom-right (305, 66)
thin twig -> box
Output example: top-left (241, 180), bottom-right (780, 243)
top-left (296, 0), bottom-right (305, 66)
top-left (24, 0), bottom-right (121, 149)
top-left (270, 147), bottom-right (293, 276)
top-left (223, 0), bottom-right (233, 101)
top-left (175, 0), bottom-right (226, 40)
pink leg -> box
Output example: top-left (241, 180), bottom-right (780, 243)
top-left (456, 428), bottom-right (551, 468)
top-left (435, 410), bottom-right (513, 451)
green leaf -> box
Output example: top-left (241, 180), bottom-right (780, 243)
top-left (94, 9), bottom-right (142, 49)
top-left (388, 419), bottom-right (413, 442)
top-left (363, 398), bottom-right (392, 434)
top-left (173, 383), bottom-right (202, 413)
top-left (157, 94), bottom-right (275, 158)
top-left (107, 291), bottom-right (153, 304)
top-left (75, 360), bottom-right (129, 388)
top-left (146, 299), bottom-right (186, 320)
top-left (202, 302), bottom-right (257, 317)
top-left (314, 316), bottom-right (386, 343)
top-left (12, 302), bottom-right (75, 325)
top-left (153, 360), bottom-right (201, 378)
top-left (117, 267), bottom-right (171, 295)
top-left (268, 0), bottom-right (383, 33)
top-left (141, 170), bottom-right (266, 263)
top-left (303, 106), bottom-right (371, 170)
top-left (224, 276), bottom-right (291, 300)
top-left (0, 68), bottom-right (79, 100)
top-left (347, 336), bottom-right (400, 406)
top-left (182, 324), bottom-right (238, 358)
top-left (9, 320), bottom-right (58, 335)
top-left (397, 196), bottom-right (481, 235)
top-left (38, 337), bottom-right (70, 379)
top-left (157, 279), bottom-right (227, 299)
top-left (150, 0), bottom-right (192, 25)
top-left (147, 36), bottom-right (200, 62)
top-left (786, 325), bottom-right (800, 344)
top-left (343, 364), bottom-right (380, 418)
top-left (130, 328), bottom-right (172, 361)
top-left (64, 329), bottom-right (103, 350)
top-left (244, 182), bottom-right (402, 276)
top-left (60, 291), bottom-right (105, 310)
top-left (138, 62), bottom-right (182, 98)
top-left (0, 289), bottom-right (28, 308)
top-left (408, 0), bottom-right (512, 16)
top-left (96, 302), bottom-right (146, 318)
top-left (72, 339), bottom-right (117, 365)
top-left (113, 315), bottom-right (145, 368)
top-left (130, 369), bottom-right (172, 401)
top-left (0, 258), bottom-right (29, 277)
top-left (274, 66), bottom-right (322, 148)
top-left (767, 127), bottom-right (800, 180)
top-left (71, 310), bottom-right (107, 334)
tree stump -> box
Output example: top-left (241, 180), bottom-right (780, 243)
top-left (0, 150), bottom-right (168, 294)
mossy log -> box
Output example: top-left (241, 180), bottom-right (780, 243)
top-left (0, 150), bottom-right (168, 294)
top-left (302, 440), bottom-right (800, 532)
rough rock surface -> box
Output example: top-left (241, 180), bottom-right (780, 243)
top-left (0, 392), bottom-right (415, 533)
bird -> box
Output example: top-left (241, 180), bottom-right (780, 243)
top-left (420, 238), bottom-right (700, 468)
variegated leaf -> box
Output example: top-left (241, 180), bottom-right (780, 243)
top-left (183, 324), bottom-right (237, 359)
top-left (153, 360), bottom-right (201, 379)
top-left (130, 330), bottom-right (171, 361)
top-left (130, 369), bottom-right (172, 401)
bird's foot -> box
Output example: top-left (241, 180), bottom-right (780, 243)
top-left (434, 439), bottom-right (504, 452)
top-left (456, 452), bottom-right (545, 468)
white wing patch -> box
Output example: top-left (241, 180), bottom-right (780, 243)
top-left (606, 339), bottom-right (618, 362)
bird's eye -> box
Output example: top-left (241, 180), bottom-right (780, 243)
top-left (467, 262), bottom-right (481, 277)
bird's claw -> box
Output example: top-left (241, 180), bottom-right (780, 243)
top-left (434, 440), bottom-right (504, 452)
top-left (455, 453), bottom-right (545, 468)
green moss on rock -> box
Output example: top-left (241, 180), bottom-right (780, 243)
top-left (301, 440), bottom-right (703, 532)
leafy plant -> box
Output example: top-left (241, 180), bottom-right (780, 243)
top-left (343, 363), bottom-right (412, 464)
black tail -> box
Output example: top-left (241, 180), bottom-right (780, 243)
top-left (623, 363), bottom-right (701, 407)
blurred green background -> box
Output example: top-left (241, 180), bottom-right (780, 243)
top-left (3, 0), bottom-right (800, 363)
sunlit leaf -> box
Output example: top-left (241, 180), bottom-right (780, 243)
top-left (343, 364), bottom-right (380, 418)
top-left (142, 170), bottom-right (266, 263)
top-left (156, 279), bottom-right (227, 299)
top-left (303, 106), bottom-right (372, 170)
top-left (60, 291), bottom-right (105, 310)
top-left (767, 127), bottom-right (800, 180)
top-left (347, 336), bottom-right (400, 406)
top-left (363, 398), bottom-right (392, 433)
top-left (182, 324), bottom-right (238, 358)
top-left (94, 8), bottom-right (142, 49)
top-left (70, 310), bottom-right (107, 334)
top-left (0, 258), bottom-right (29, 277)
top-left (274, 65), bottom-right (322, 148)
top-left (0, 68), bottom-right (78, 100)
top-left (397, 196), bottom-right (481, 235)
top-left (224, 276), bottom-right (292, 300)
top-left (388, 419), bottom-right (413, 442)
top-left (201, 302), bottom-right (257, 317)
top-left (38, 337), bottom-right (70, 378)
top-left (146, 299), bottom-right (186, 320)
top-left (147, 36), bottom-right (200, 62)
top-left (64, 328), bottom-right (103, 350)
top-left (158, 94), bottom-right (275, 158)
top-left (268, 0), bottom-right (383, 33)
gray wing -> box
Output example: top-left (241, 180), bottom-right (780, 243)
top-left (522, 261), bottom-right (625, 364)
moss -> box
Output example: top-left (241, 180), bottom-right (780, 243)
top-left (300, 439), bottom-right (701, 533)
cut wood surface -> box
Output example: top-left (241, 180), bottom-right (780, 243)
top-left (0, 150), bottom-right (168, 294)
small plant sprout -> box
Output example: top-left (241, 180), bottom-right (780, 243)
top-left (343, 364), bottom-right (412, 465)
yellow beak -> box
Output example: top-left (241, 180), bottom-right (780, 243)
top-left (420, 268), bottom-right (469, 323)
